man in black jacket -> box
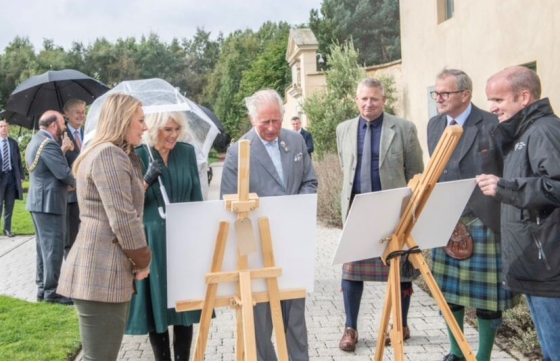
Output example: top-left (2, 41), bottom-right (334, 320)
top-left (477, 66), bottom-right (560, 360)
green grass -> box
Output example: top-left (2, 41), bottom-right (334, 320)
top-left (0, 295), bottom-right (81, 360)
top-left (0, 193), bottom-right (35, 235)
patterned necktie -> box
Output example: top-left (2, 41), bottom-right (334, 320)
top-left (73, 130), bottom-right (81, 150)
top-left (2, 139), bottom-right (9, 172)
top-left (360, 123), bottom-right (372, 193)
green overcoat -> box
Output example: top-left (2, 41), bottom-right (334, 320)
top-left (126, 142), bottom-right (202, 334)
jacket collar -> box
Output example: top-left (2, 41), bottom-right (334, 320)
top-left (493, 98), bottom-right (554, 151)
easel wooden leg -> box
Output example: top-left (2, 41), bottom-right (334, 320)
top-left (389, 257), bottom-right (404, 360)
top-left (374, 275), bottom-right (393, 360)
top-left (259, 217), bottom-right (289, 360)
top-left (374, 257), bottom-right (404, 360)
top-left (408, 248), bottom-right (476, 361)
top-left (194, 221), bottom-right (230, 360)
top-left (236, 253), bottom-right (250, 360)
top-left (239, 271), bottom-right (257, 360)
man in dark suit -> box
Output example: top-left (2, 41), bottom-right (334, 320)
top-left (221, 89), bottom-right (317, 360)
top-left (428, 69), bottom-right (516, 361)
top-left (62, 99), bottom-right (85, 257)
top-left (291, 116), bottom-right (314, 155)
top-left (26, 110), bottom-right (75, 304)
top-left (0, 118), bottom-right (24, 237)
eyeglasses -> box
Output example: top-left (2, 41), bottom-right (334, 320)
top-left (430, 90), bottom-right (465, 100)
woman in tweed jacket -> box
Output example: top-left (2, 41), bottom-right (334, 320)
top-left (58, 93), bottom-right (151, 360)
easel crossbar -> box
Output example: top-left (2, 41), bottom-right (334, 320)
top-left (205, 266), bottom-right (282, 284)
top-left (176, 288), bottom-right (306, 312)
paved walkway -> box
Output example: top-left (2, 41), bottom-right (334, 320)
top-left (0, 162), bottom-right (519, 361)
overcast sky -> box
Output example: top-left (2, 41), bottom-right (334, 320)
top-left (0, 0), bottom-right (323, 52)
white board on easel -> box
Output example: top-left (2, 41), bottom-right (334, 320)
top-left (333, 178), bottom-right (476, 265)
top-left (166, 193), bottom-right (317, 308)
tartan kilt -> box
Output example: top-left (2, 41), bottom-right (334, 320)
top-left (431, 216), bottom-right (519, 312)
top-left (342, 257), bottom-right (417, 282)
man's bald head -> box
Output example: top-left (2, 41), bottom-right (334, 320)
top-left (39, 110), bottom-right (66, 138)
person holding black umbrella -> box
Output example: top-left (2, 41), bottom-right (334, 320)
top-left (26, 110), bottom-right (75, 305)
top-left (0, 117), bottom-right (24, 237)
top-left (62, 98), bottom-right (86, 258)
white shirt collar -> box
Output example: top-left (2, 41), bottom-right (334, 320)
top-left (446, 103), bottom-right (472, 126)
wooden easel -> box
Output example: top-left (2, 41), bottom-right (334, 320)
top-left (175, 140), bottom-right (306, 360)
top-left (372, 125), bottom-right (477, 361)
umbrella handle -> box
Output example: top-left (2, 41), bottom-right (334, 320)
top-left (144, 145), bottom-right (170, 219)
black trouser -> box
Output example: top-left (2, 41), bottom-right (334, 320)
top-left (149, 325), bottom-right (193, 361)
top-left (65, 201), bottom-right (80, 258)
top-left (0, 170), bottom-right (16, 232)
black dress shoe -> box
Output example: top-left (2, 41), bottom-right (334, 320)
top-left (44, 294), bottom-right (73, 305)
top-left (443, 353), bottom-right (465, 361)
top-left (4, 230), bottom-right (14, 237)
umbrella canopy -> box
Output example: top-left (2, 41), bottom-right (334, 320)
top-left (199, 105), bottom-right (231, 152)
top-left (0, 109), bottom-right (39, 129)
top-left (84, 78), bottom-right (220, 195)
top-left (5, 69), bottom-right (109, 128)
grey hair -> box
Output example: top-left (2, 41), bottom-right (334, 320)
top-left (142, 111), bottom-right (189, 146)
top-left (244, 89), bottom-right (284, 121)
top-left (356, 78), bottom-right (385, 96)
top-left (436, 69), bottom-right (473, 92)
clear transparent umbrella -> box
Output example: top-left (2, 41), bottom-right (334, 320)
top-left (83, 78), bottom-right (220, 198)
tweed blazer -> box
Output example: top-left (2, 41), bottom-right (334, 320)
top-left (220, 128), bottom-right (318, 196)
top-left (25, 130), bottom-right (75, 214)
top-left (58, 143), bottom-right (151, 303)
top-left (427, 104), bottom-right (502, 233)
top-left (336, 113), bottom-right (424, 221)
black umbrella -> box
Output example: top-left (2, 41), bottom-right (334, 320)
top-left (6, 69), bottom-right (109, 129)
top-left (199, 105), bottom-right (230, 152)
top-left (0, 109), bottom-right (39, 130)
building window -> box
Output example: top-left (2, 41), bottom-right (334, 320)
top-left (521, 61), bottom-right (537, 72)
top-left (427, 85), bottom-right (438, 119)
top-left (437, 0), bottom-right (454, 23)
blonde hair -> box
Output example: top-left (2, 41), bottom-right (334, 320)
top-left (142, 111), bottom-right (189, 147)
top-left (73, 93), bottom-right (142, 174)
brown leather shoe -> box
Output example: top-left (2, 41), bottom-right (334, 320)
top-left (339, 327), bottom-right (358, 352)
top-left (384, 326), bottom-right (411, 346)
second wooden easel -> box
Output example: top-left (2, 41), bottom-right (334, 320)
top-left (373, 125), bottom-right (477, 361)
top-left (175, 140), bottom-right (306, 360)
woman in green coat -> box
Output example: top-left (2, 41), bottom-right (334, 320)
top-left (126, 111), bottom-right (202, 360)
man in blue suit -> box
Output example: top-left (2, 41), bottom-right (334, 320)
top-left (221, 89), bottom-right (317, 360)
top-left (0, 118), bottom-right (24, 237)
top-left (291, 116), bottom-right (314, 156)
top-left (63, 99), bottom-right (85, 257)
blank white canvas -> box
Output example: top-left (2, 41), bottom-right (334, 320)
top-left (333, 178), bottom-right (476, 265)
top-left (411, 178), bottom-right (476, 249)
top-left (332, 187), bottom-right (410, 265)
top-left (166, 194), bottom-right (317, 308)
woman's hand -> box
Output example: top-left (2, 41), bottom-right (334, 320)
top-left (134, 267), bottom-right (150, 280)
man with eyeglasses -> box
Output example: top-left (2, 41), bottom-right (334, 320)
top-left (427, 69), bottom-right (517, 361)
